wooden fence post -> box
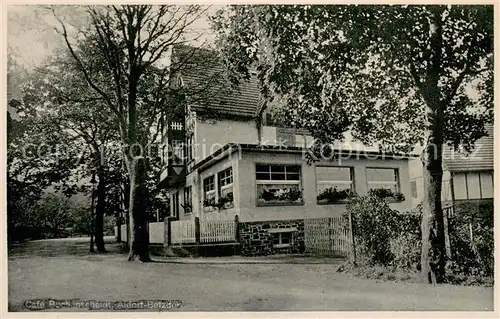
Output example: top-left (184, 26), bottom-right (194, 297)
top-left (164, 217), bottom-right (175, 257)
top-left (234, 215), bottom-right (240, 242)
top-left (469, 222), bottom-right (473, 243)
top-left (195, 217), bottom-right (201, 244)
top-left (194, 217), bottom-right (201, 256)
top-left (443, 207), bottom-right (452, 258)
top-left (348, 212), bottom-right (356, 265)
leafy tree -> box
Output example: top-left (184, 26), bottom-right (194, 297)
top-left (213, 5), bottom-right (493, 283)
top-left (19, 51), bottom-right (118, 251)
top-left (34, 194), bottom-right (77, 238)
top-left (7, 100), bottom-right (81, 243)
top-left (52, 5), bottom-right (223, 261)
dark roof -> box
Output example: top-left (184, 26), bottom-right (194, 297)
top-left (443, 124), bottom-right (494, 172)
top-left (171, 45), bottom-right (260, 118)
top-left (194, 143), bottom-right (418, 172)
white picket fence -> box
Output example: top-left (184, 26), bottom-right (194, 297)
top-left (114, 223), bottom-right (164, 244)
top-left (114, 224), bottom-right (128, 242)
top-left (200, 220), bottom-right (236, 243)
top-left (170, 218), bottom-right (237, 245)
top-left (304, 216), bottom-right (353, 257)
top-left (149, 222), bottom-right (164, 244)
top-left (171, 220), bottom-right (196, 244)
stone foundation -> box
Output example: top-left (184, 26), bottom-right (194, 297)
top-left (239, 219), bottom-right (305, 256)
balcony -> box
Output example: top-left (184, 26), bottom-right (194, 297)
top-left (261, 126), bottom-right (379, 152)
top-left (159, 120), bottom-right (187, 188)
top-left (159, 163), bottom-right (186, 188)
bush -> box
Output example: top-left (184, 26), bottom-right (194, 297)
top-left (447, 200), bottom-right (493, 278)
top-left (347, 195), bottom-right (493, 286)
top-left (348, 195), bottom-right (397, 266)
top-left (348, 195), bottom-right (422, 269)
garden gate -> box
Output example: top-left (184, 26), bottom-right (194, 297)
top-left (304, 216), bottom-right (354, 260)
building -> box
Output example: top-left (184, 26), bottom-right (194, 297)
top-left (409, 124), bottom-right (494, 209)
top-left (159, 46), bottom-right (416, 228)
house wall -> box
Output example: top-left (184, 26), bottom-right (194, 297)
top-left (452, 170), bottom-right (494, 200)
top-left (176, 150), bottom-right (412, 223)
top-left (196, 155), bottom-right (240, 221)
top-left (409, 159), bottom-right (453, 208)
top-left (194, 119), bottom-right (258, 164)
top-left (175, 171), bottom-right (198, 220)
top-left (236, 152), bottom-right (412, 222)
top-left (239, 219), bottom-right (305, 256)
top-left (409, 159), bottom-right (494, 208)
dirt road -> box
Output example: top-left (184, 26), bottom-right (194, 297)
top-left (7, 238), bottom-right (494, 312)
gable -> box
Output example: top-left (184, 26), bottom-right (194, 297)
top-left (171, 45), bottom-right (260, 118)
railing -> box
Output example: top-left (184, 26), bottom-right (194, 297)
top-left (171, 220), bottom-right (196, 244)
top-left (200, 220), bottom-right (237, 243)
top-left (443, 205), bottom-right (455, 258)
top-left (443, 205), bottom-right (455, 219)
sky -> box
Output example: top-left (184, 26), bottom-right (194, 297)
top-left (7, 5), bottom-right (219, 71)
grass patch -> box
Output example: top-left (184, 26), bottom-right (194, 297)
top-left (337, 262), bottom-right (493, 287)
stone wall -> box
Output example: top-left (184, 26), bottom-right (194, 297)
top-left (239, 219), bottom-right (305, 256)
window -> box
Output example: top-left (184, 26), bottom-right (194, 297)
top-left (466, 172), bottom-right (481, 199)
top-left (479, 171), bottom-right (494, 198)
top-left (453, 171), bottom-right (494, 200)
top-left (162, 144), bottom-right (169, 166)
top-left (256, 164), bottom-right (302, 206)
top-left (272, 232), bottom-right (293, 248)
top-left (171, 140), bottom-right (184, 165)
top-left (203, 176), bottom-right (216, 211)
top-left (171, 191), bottom-right (179, 218)
top-left (411, 181), bottom-right (418, 199)
top-left (315, 166), bottom-right (354, 204)
top-left (218, 167), bottom-right (234, 209)
top-left (366, 168), bottom-right (403, 201)
top-left (183, 186), bottom-right (192, 214)
top-left (186, 134), bottom-right (194, 162)
top-left (453, 173), bottom-right (467, 200)
top-left (366, 168), bottom-right (400, 193)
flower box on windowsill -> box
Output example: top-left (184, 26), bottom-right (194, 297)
top-left (203, 205), bottom-right (217, 213)
top-left (316, 198), bottom-right (349, 205)
top-left (385, 197), bottom-right (405, 203)
top-left (216, 193), bottom-right (234, 210)
top-left (369, 189), bottom-right (405, 203)
top-left (203, 202), bottom-right (234, 212)
top-left (256, 198), bottom-right (304, 207)
top-left (257, 187), bottom-right (303, 206)
top-left (181, 203), bottom-right (193, 214)
top-left (221, 202), bottom-right (234, 210)
top-left (316, 188), bottom-right (355, 205)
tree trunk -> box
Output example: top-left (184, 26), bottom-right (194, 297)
top-left (420, 107), bottom-right (447, 284)
top-left (127, 156), bottom-right (151, 262)
top-left (116, 213), bottom-right (122, 243)
top-left (95, 173), bottom-right (106, 252)
top-left (419, 8), bottom-right (447, 284)
top-left (123, 180), bottom-right (130, 246)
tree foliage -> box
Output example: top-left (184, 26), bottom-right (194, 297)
top-left (52, 5), bottom-right (222, 261)
top-left (213, 5), bottom-right (493, 283)
top-left (213, 5), bottom-right (493, 151)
